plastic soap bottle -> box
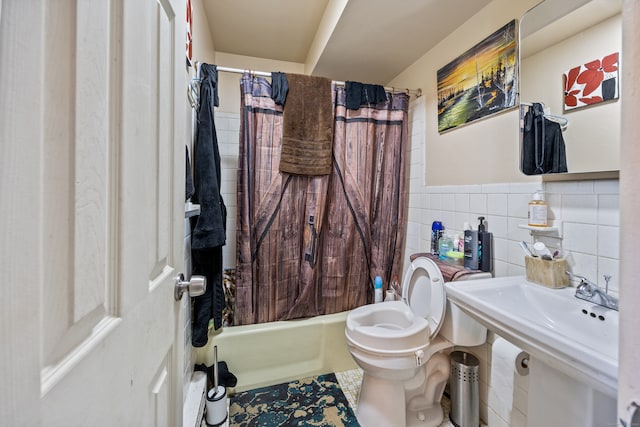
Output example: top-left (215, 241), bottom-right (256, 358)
top-left (528, 190), bottom-right (548, 227)
top-left (374, 276), bottom-right (383, 303)
top-left (438, 234), bottom-right (453, 260)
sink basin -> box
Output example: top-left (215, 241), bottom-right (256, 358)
top-left (445, 276), bottom-right (618, 395)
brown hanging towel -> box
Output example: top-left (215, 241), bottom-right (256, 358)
top-left (279, 73), bottom-right (333, 176)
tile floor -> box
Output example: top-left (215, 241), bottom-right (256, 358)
top-left (208, 368), bottom-right (487, 426)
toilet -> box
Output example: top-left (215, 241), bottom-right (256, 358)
top-left (345, 256), bottom-right (489, 427)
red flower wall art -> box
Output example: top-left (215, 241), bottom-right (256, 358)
top-left (564, 52), bottom-right (619, 110)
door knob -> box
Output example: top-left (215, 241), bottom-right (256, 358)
top-left (175, 273), bottom-right (206, 300)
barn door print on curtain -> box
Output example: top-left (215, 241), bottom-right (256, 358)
top-left (236, 73), bottom-right (409, 325)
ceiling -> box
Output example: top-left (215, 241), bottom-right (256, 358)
top-left (202, 0), bottom-right (493, 85)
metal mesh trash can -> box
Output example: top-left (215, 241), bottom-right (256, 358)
top-left (450, 351), bottom-right (479, 427)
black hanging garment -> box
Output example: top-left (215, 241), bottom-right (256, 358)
top-left (191, 63), bottom-right (226, 347)
top-left (522, 103), bottom-right (568, 175)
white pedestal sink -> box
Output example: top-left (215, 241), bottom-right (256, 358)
top-left (445, 276), bottom-right (618, 427)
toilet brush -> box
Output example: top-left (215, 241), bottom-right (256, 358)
top-left (205, 346), bottom-right (228, 426)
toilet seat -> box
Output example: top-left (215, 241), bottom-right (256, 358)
top-left (345, 301), bottom-right (430, 351)
top-left (345, 257), bottom-right (446, 353)
top-left (401, 257), bottom-right (446, 340)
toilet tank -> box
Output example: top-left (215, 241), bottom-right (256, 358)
top-left (439, 272), bottom-right (489, 347)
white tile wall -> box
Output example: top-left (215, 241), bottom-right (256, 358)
top-left (214, 112), bottom-right (241, 269)
top-left (406, 97), bottom-right (620, 426)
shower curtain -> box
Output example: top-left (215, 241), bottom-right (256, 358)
top-left (236, 73), bottom-right (409, 325)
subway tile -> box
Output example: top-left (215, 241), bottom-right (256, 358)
top-left (406, 224), bottom-right (422, 242)
top-left (429, 193), bottom-right (442, 210)
top-left (598, 225), bottom-right (620, 259)
top-left (455, 193), bottom-right (470, 212)
top-left (594, 179), bottom-right (619, 194)
top-left (470, 193), bottom-right (488, 214)
top-left (442, 211), bottom-right (456, 230)
top-left (454, 212), bottom-right (472, 231)
top-left (507, 217), bottom-right (532, 242)
top-left (507, 263), bottom-right (526, 276)
top-left (408, 195), bottom-right (420, 210)
top-left (486, 215), bottom-right (507, 238)
top-left (563, 222), bottom-right (598, 254)
top-left (492, 237), bottom-right (508, 262)
top-left (410, 163), bottom-right (423, 179)
top-left (508, 182), bottom-right (541, 194)
top-left (546, 194), bottom-right (561, 221)
top-left (442, 193), bottom-right (455, 211)
top-left (564, 251), bottom-right (598, 281)
top-left (506, 240), bottom-right (526, 267)
top-left (493, 260), bottom-right (508, 277)
top-left (562, 195), bottom-right (598, 224)
top-left (507, 193), bottom-right (531, 218)
top-left (421, 224), bottom-right (431, 243)
top-left (598, 194), bottom-right (620, 226)
top-left (426, 210), bottom-right (441, 227)
top-left (407, 208), bottom-right (421, 223)
top-left (410, 177), bottom-right (423, 193)
top-left (487, 194), bottom-right (508, 216)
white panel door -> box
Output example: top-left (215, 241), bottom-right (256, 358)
top-left (0, 0), bottom-right (188, 425)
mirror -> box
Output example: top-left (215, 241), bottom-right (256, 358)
top-left (519, 0), bottom-right (622, 176)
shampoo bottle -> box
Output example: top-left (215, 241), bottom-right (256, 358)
top-left (477, 216), bottom-right (493, 273)
top-left (463, 226), bottom-right (479, 270)
top-left (528, 190), bottom-right (548, 227)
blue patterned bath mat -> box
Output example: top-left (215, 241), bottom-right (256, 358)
top-left (228, 373), bottom-right (359, 426)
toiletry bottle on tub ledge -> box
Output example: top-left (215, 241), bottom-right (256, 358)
top-left (464, 224), bottom-right (479, 270)
top-left (374, 276), bottom-right (383, 303)
top-left (477, 216), bottom-right (492, 273)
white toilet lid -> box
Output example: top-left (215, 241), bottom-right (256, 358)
top-left (401, 257), bottom-right (446, 339)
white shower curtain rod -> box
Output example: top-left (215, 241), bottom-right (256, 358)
top-left (212, 64), bottom-right (422, 98)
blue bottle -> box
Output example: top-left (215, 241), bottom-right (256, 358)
top-left (431, 221), bottom-right (444, 256)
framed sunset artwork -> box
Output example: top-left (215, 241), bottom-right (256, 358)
top-left (564, 52), bottom-right (619, 111)
top-left (437, 20), bottom-right (518, 133)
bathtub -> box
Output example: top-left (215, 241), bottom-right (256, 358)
top-left (200, 311), bottom-right (358, 392)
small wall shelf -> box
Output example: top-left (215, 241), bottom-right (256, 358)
top-left (518, 221), bottom-right (563, 239)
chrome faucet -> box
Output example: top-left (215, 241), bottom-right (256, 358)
top-left (567, 272), bottom-right (618, 311)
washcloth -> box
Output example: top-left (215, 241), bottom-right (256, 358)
top-left (271, 72), bottom-right (289, 106)
top-left (409, 253), bottom-right (482, 282)
top-left (345, 81), bottom-right (387, 110)
top-left (279, 73), bottom-right (333, 176)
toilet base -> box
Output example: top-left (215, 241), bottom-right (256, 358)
top-left (357, 373), bottom-right (407, 426)
top-left (355, 352), bottom-right (450, 427)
